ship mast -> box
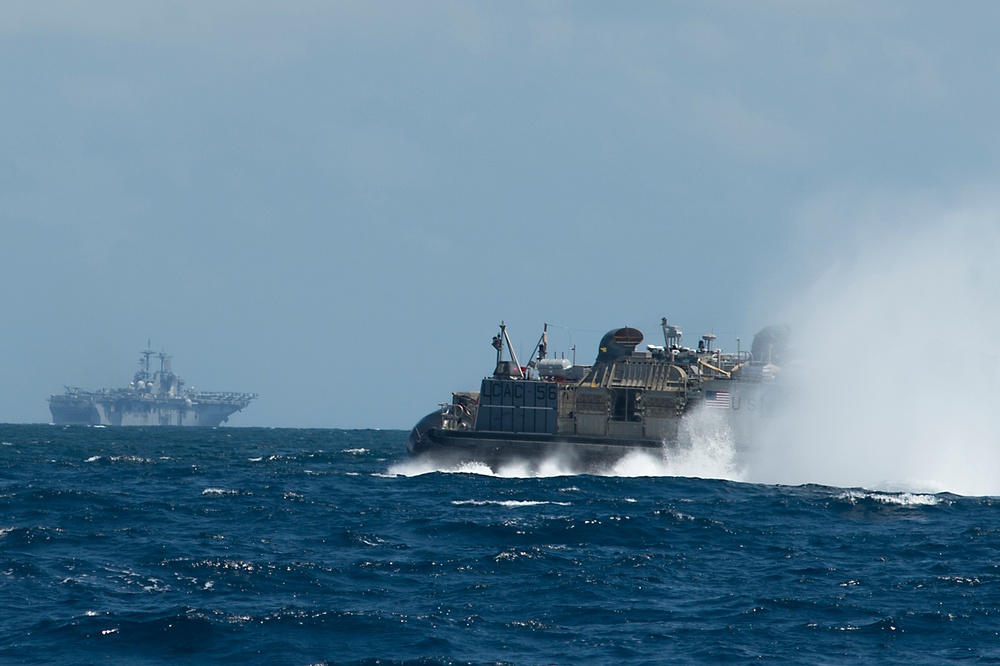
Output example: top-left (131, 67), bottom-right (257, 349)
top-left (138, 347), bottom-right (155, 383)
top-left (492, 322), bottom-right (525, 379)
top-left (527, 323), bottom-right (549, 369)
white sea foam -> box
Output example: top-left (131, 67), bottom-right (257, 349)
top-left (202, 488), bottom-right (241, 496)
top-left (452, 500), bottom-right (571, 508)
top-left (836, 490), bottom-right (945, 507)
top-left (444, 461), bottom-right (496, 476)
top-left (109, 455), bottom-right (155, 464)
top-left (386, 458), bottom-right (452, 477)
top-left (496, 456), bottom-right (582, 478)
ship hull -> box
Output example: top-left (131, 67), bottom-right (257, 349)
top-left (409, 423), bottom-right (667, 472)
top-left (47, 396), bottom-right (101, 425)
top-left (50, 396), bottom-right (248, 427)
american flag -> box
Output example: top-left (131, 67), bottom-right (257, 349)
top-left (705, 390), bottom-right (731, 409)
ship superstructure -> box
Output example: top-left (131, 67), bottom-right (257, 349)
top-left (49, 347), bottom-right (257, 426)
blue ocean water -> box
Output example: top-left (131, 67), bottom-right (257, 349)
top-left (1, 425), bottom-right (998, 665)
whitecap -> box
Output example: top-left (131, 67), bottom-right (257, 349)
top-left (836, 489), bottom-right (942, 507)
top-left (109, 455), bottom-right (154, 464)
top-left (202, 488), bottom-right (241, 497)
top-left (451, 499), bottom-right (571, 508)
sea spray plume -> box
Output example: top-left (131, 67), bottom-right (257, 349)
top-left (606, 406), bottom-right (744, 481)
top-left (750, 202), bottom-right (1000, 496)
top-left (668, 405), bottom-right (745, 481)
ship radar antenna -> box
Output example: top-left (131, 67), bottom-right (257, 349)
top-left (138, 345), bottom-right (156, 381)
top-left (661, 317), bottom-right (682, 347)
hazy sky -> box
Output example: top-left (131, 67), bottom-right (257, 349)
top-left (4, 2), bottom-right (1000, 429)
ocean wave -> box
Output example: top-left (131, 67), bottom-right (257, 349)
top-left (110, 455), bottom-right (157, 464)
top-left (201, 488), bottom-right (244, 497)
top-left (83, 454), bottom-right (160, 464)
top-left (451, 500), bottom-right (571, 508)
top-left (3, 424), bottom-right (1000, 665)
top-left (834, 490), bottom-right (946, 507)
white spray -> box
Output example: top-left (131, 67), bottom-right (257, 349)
top-left (746, 197), bottom-right (1000, 496)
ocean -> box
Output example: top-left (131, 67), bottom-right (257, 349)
top-left (1, 424), bottom-right (998, 665)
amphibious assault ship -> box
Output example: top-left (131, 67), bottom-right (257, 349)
top-left (408, 318), bottom-right (787, 471)
top-left (49, 347), bottom-right (257, 426)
